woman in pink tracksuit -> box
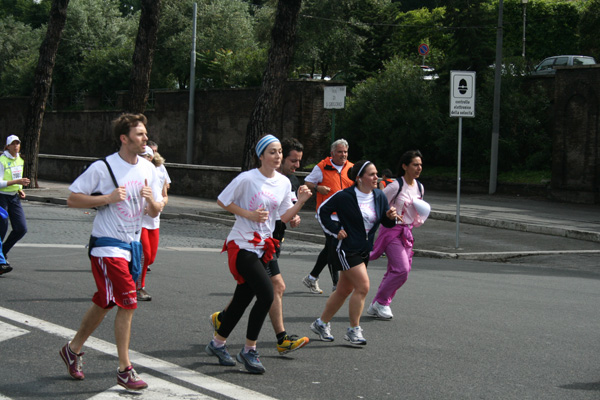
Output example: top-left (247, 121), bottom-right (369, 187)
top-left (367, 150), bottom-right (426, 320)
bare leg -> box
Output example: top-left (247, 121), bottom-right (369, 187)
top-left (115, 307), bottom-right (135, 371)
top-left (320, 264), bottom-right (369, 327)
top-left (345, 264), bottom-right (369, 327)
top-left (70, 303), bottom-right (111, 354)
top-left (320, 271), bottom-right (354, 323)
top-left (269, 274), bottom-right (286, 335)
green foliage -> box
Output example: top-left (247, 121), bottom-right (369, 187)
top-left (53, 0), bottom-right (138, 95)
top-left (337, 56), bottom-right (441, 173)
top-left (386, 7), bottom-right (448, 69)
top-left (337, 54), bottom-right (551, 176)
top-left (499, 0), bottom-right (581, 67)
top-left (442, 0), bottom-right (496, 74)
top-left (0, 0), bottom-right (51, 28)
top-left (479, 62), bottom-right (552, 171)
top-left (295, 0), bottom-right (371, 78)
top-left (153, 0), bottom-right (260, 89)
top-left (578, 0), bottom-right (600, 61)
top-left (0, 15), bottom-right (44, 96)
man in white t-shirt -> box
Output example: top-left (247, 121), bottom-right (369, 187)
top-left (59, 114), bottom-right (164, 391)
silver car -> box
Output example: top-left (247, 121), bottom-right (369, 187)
top-left (531, 55), bottom-right (596, 75)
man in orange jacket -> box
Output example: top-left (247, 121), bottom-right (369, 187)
top-left (302, 139), bottom-right (354, 294)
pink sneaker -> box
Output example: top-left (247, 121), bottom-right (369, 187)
top-left (117, 366), bottom-right (148, 390)
top-left (59, 343), bottom-right (84, 380)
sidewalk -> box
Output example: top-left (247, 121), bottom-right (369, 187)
top-left (25, 180), bottom-right (600, 261)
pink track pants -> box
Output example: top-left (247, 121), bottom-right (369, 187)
top-left (369, 224), bottom-right (414, 306)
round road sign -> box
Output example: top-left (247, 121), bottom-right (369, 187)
top-left (418, 43), bottom-right (429, 56)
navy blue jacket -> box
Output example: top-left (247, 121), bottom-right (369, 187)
top-left (318, 186), bottom-right (395, 255)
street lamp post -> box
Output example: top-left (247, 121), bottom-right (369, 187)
top-left (522, 0), bottom-right (528, 58)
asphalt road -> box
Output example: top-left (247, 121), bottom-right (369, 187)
top-left (0, 203), bottom-right (599, 399)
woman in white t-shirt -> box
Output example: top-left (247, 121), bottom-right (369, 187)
top-left (368, 150), bottom-right (426, 320)
top-left (136, 145), bottom-right (170, 301)
top-left (310, 160), bottom-right (397, 346)
top-left (205, 135), bottom-right (311, 374)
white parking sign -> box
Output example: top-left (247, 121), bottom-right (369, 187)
top-left (450, 71), bottom-right (476, 118)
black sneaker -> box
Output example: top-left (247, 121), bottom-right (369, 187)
top-left (205, 340), bottom-right (236, 366)
top-left (0, 263), bottom-right (12, 275)
top-left (236, 349), bottom-right (266, 374)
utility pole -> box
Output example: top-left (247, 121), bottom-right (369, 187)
top-left (489, 0), bottom-right (504, 194)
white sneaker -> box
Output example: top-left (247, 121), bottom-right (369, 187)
top-left (367, 301), bottom-right (393, 319)
top-left (302, 275), bottom-right (323, 294)
top-left (344, 326), bottom-right (366, 345)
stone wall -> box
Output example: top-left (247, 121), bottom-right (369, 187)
top-left (3, 72), bottom-right (600, 203)
top-left (550, 65), bottom-right (600, 203)
top-left (0, 80), bottom-right (337, 169)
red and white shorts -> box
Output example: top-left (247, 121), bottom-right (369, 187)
top-left (90, 256), bottom-right (137, 310)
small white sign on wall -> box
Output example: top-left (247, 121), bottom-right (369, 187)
top-left (324, 86), bottom-right (346, 109)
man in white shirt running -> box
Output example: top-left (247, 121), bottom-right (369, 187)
top-left (59, 113), bottom-right (164, 391)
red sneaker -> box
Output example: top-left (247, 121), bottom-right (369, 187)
top-left (117, 366), bottom-right (148, 390)
top-left (59, 343), bottom-right (84, 380)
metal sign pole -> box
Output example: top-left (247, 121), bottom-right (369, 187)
top-left (456, 117), bottom-right (462, 249)
top-left (331, 109), bottom-right (336, 142)
top-left (450, 70), bottom-right (475, 250)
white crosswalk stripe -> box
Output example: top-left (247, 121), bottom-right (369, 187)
top-left (0, 320), bottom-right (28, 343)
top-left (0, 306), bottom-right (277, 400)
top-left (88, 374), bottom-right (215, 399)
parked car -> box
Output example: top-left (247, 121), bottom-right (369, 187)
top-left (299, 73), bottom-right (331, 80)
top-left (419, 65), bottom-right (439, 80)
top-left (531, 55), bottom-right (596, 76)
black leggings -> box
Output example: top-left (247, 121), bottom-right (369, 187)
top-left (217, 250), bottom-right (274, 341)
top-left (309, 230), bottom-right (339, 286)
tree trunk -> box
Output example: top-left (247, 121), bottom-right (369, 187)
top-left (22, 0), bottom-right (70, 188)
top-left (241, 0), bottom-right (302, 171)
top-left (126, 0), bottom-right (161, 114)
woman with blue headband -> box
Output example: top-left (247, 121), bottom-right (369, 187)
top-left (310, 160), bottom-right (397, 346)
top-left (205, 134), bottom-right (312, 374)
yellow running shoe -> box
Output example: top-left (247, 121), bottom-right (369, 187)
top-left (277, 334), bottom-right (309, 355)
top-left (210, 311), bottom-right (221, 335)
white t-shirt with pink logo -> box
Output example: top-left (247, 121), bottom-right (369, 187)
top-left (218, 168), bottom-right (293, 257)
top-left (69, 153), bottom-right (163, 260)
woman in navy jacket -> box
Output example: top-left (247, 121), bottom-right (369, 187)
top-left (310, 160), bottom-right (397, 345)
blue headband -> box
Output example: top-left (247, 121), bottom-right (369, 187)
top-left (256, 134), bottom-right (280, 157)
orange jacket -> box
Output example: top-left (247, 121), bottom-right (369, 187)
top-left (315, 157), bottom-right (354, 211)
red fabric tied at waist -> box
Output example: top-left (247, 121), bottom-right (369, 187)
top-left (221, 233), bottom-right (280, 285)
top-left (260, 236), bottom-right (280, 264)
top-left (222, 240), bottom-right (244, 284)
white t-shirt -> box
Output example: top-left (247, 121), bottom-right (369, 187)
top-left (142, 164), bottom-right (171, 230)
top-left (305, 161), bottom-right (344, 222)
top-left (218, 169), bottom-right (294, 257)
top-left (69, 153), bottom-right (163, 260)
top-left (157, 164), bottom-right (171, 185)
top-left (383, 177), bottom-right (424, 227)
top-left (354, 187), bottom-right (377, 233)
top-left (304, 161), bottom-right (344, 185)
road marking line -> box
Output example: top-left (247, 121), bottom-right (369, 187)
top-left (88, 374), bottom-right (215, 399)
top-left (0, 307), bottom-right (276, 400)
top-left (0, 320), bottom-right (29, 342)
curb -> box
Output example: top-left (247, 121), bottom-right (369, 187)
top-left (431, 211), bottom-right (600, 243)
top-left (24, 195), bottom-right (600, 260)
